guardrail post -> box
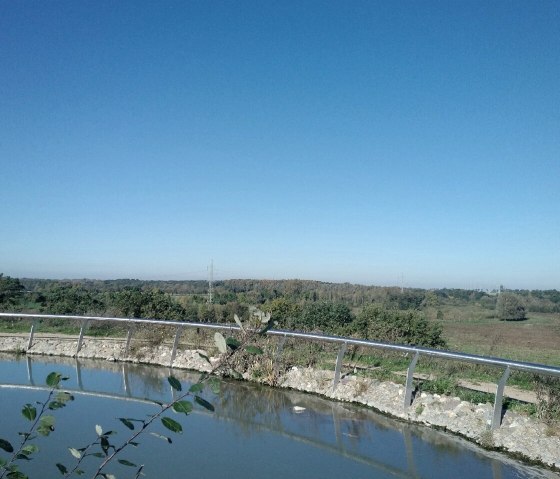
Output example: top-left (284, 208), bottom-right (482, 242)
top-left (274, 335), bottom-right (287, 375)
top-left (27, 320), bottom-right (38, 350)
top-left (170, 325), bottom-right (183, 368)
top-left (404, 351), bottom-right (420, 409)
top-left (491, 366), bottom-right (511, 429)
top-left (125, 325), bottom-right (134, 356)
top-left (333, 342), bottom-right (347, 392)
top-left (76, 320), bottom-right (89, 355)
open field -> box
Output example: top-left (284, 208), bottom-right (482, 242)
top-left (428, 305), bottom-right (560, 365)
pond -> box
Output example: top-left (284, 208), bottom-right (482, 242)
top-left (0, 355), bottom-right (557, 479)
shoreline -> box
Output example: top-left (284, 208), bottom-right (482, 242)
top-left (0, 333), bottom-right (558, 472)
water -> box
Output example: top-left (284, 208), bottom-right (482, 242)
top-left (0, 355), bottom-right (557, 479)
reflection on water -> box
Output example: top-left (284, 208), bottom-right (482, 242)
top-left (0, 354), bottom-right (557, 479)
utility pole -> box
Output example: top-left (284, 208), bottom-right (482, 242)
top-left (207, 260), bottom-right (214, 304)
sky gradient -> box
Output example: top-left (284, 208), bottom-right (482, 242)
top-left (1, 1), bottom-right (559, 289)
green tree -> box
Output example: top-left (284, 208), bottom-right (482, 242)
top-left (265, 298), bottom-right (302, 329)
top-left (300, 302), bottom-right (353, 333)
top-left (111, 288), bottom-right (145, 318)
top-left (141, 290), bottom-right (186, 320)
top-left (352, 304), bottom-right (446, 348)
top-left (43, 285), bottom-right (105, 316)
top-left (0, 274), bottom-right (25, 309)
top-left (111, 288), bottom-right (186, 320)
top-left (385, 290), bottom-right (425, 310)
top-left (496, 293), bottom-right (526, 321)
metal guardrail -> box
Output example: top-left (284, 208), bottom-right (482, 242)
top-left (1, 312), bottom-right (560, 429)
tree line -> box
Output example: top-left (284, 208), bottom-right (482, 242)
top-left (2, 273), bottom-right (559, 347)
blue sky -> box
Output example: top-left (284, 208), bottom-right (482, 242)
top-left (1, 1), bottom-right (559, 289)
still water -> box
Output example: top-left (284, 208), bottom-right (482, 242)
top-left (0, 355), bottom-right (557, 479)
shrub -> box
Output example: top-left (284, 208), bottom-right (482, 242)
top-left (351, 304), bottom-right (446, 348)
top-left (535, 376), bottom-right (560, 429)
top-left (496, 293), bottom-right (526, 321)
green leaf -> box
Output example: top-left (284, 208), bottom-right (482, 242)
top-left (118, 459), bottom-right (137, 467)
top-left (233, 313), bottom-right (245, 332)
top-left (195, 395), bottom-right (215, 412)
top-left (167, 376), bottom-right (182, 392)
top-left (56, 392), bottom-right (74, 403)
top-left (46, 372), bottom-right (62, 388)
top-left (75, 469), bottom-right (85, 475)
top-left (15, 454), bottom-right (31, 461)
top-left (56, 463), bottom-right (68, 475)
top-left (245, 345), bottom-right (264, 355)
top-left (37, 415), bottom-right (55, 436)
top-left (150, 432), bottom-right (172, 443)
top-left (48, 401), bottom-right (67, 410)
top-left (91, 453), bottom-right (105, 458)
top-left (226, 337), bottom-right (241, 350)
top-left (0, 438), bottom-right (14, 453)
top-left (6, 471), bottom-right (28, 479)
top-left (214, 332), bottom-right (227, 353)
top-left (100, 436), bottom-right (110, 456)
top-left (119, 418), bottom-right (135, 430)
top-left (161, 417), bottom-right (182, 433)
top-left (69, 448), bottom-right (81, 459)
top-left (20, 444), bottom-right (39, 456)
top-left (188, 382), bottom-right (203, 393)
top-left (21, 404), bottom-right (37, 421)
top-left (172, 400), bottom-right (193, 415)
top-left (95, 425), bottom-right (103, 436)
top-left (57, 391), bottom-right (73, 400)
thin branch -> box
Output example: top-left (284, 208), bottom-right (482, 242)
top-left (90, 330), bottom-right (257, 478)
top-left (0, 389), bottom-right (56, 479)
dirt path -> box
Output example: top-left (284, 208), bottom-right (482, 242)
top-left (457, 379), bottom-right (537, 403)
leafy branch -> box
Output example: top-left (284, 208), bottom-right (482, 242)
top-left (60, 309), bottom-right (272, 479)
top-left (0, 372), bottom-right (73, 479)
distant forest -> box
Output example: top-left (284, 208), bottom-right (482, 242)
top-left (15, 277), bottom-right (560, 308)
top-left (1, 273), bottom-right (559, 348)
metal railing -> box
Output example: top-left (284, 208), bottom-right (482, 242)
top-left (1, 312), bottom-right (560, 429)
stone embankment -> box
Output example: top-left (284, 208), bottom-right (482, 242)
top-left (1, 333), bottom-right (558, 471)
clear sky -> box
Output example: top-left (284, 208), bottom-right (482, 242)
top-left (1, 1), bottom-right (559, 290)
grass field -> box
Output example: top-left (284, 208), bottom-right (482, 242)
top-left (426, 304), bottom-right (560, 365)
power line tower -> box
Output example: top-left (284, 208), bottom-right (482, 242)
top-left (207, 260), bottom-right (214, 304)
